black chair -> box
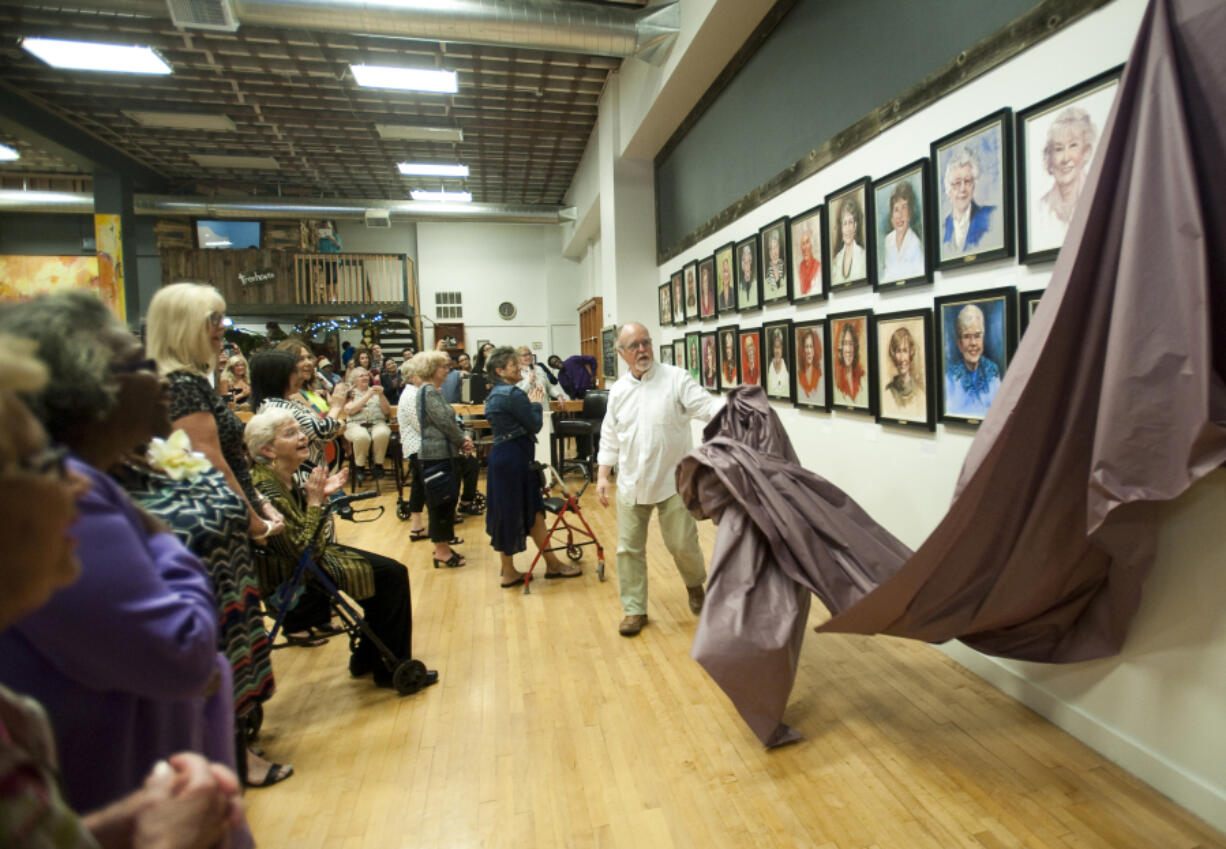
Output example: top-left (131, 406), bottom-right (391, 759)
top-left (551, 389), bottom-right (609, 480)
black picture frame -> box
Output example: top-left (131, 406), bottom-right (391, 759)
top-left (735, 234), bottom-right (762, 313)
top-left (657, 281), bottom-right (673, 326)
top-left (714, 242), bottom-right (738, 317)
top-left (788, 204), bottom-right (827, 304)
top-left (685, 331), bottom-right (701, 383)
top-left (659, 343), bottom-right (675, 366)
top-left (699, 331), bottom-right (719, 391)
top-left (792, 318), bottom-right (830, 411)
top-left (738, 326), bottom-right (762, 388)
top-left (761, 319), bottom-right (794, 402)
top-left (871, 159), bottom-right (934, 290)
top-left (697, 256), bottom-right (717, 320)
top-left (1019, 288), bottom-right (1043, 336)
top-left (672, 338), bottom-right (686, 371)
top-left (931, 108), bottom-right (1015, 270)
top-left (759, 217), bottom-right (791, 305)
top-left (872, 308), bottom-right (935, 430)
top-left (828, 308), bottom-right (875, 414)
top-left (718, 324), bottom-right (740, 391)
top-left (935, 286), bottom-right (1018, 426)
top-left (1017, 66), bottom-right (1122, 264)
top-left (670, 270), bottom-right (686, 326)
top-left (683, 261), bottom-right (699, 324)
top-left (825, 177), bottom-right (874, 291)
top-left (601, 325), bottom-right (618, 380)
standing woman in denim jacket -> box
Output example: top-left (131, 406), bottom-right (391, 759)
top-left (482, 347), bottom-right (582, 588)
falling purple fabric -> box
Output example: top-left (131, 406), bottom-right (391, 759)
top-left (677, 0), bottom-right (1226, 747)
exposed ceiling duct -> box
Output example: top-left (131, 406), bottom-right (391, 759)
top-left (0, 190), bottom-right (574, 224)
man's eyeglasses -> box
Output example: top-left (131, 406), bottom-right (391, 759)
top-left (111, 357), bottom-right (159, 374)
top-left (620, 339), bottom-right (652, 352)
top-left (8, 444), bottom-right (69, 481)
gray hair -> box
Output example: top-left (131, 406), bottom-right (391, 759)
top-left (955, 303), bottom-right (986, 335)
top-left (485, 345), bottom-right (518, 380)
top-left (1043, 106), bottom-right (1096, 171)
top-left (407, 350), bottom-right (449, 381)
top-left (943, 145), bottom-right (981, 195)
top-left (0, 291), bottom-right (125, 441)
top-left (244, 407), bottom-right (298, 465)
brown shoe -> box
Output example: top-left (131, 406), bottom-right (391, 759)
top-left (618, 614), bottom-right (648, 637)
top-left (687, 584), bottom-right (705, 615)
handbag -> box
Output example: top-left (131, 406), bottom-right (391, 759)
top-left (419, 388), bottom-right (459, 501)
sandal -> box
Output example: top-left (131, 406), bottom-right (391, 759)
top-left (408, 529), bottom-right (428, 541)
top-left (275, 631), bottom-right (327, 649)
top-left (544, 566), bottom-right (582, 579)
top-left (246, 762), bottom-right (294, 788)
top-left (433, 553), bottom-right (466, 569)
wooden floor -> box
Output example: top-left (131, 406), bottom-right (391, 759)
top-left (245, 475), bottom-right (1223, 849)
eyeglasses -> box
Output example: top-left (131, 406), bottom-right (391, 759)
top-left (207, 311), bottom-right (225, 328)
top-left (619, 339), bottom-right (652, 352)
top-left (110, 357), bottom-right (158, 374)
top-left (8, 444), bottom-right (69, 481)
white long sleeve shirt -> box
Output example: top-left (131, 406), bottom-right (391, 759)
top-left (598, 361), bottom-right (723, 505)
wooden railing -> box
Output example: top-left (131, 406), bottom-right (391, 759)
top-left (294, 253), bottom-right (408, 306)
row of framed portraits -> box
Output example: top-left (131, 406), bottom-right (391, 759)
top-left (658, 66), bottom-right (1120, 328)
top-left (659, 285), bottom-right (1043, 430)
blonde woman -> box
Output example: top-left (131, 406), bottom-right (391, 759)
top-left (218, 351), bottom-right (251, 407)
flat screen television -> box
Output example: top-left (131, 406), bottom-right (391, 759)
top-left (196, 219), bottom-right (261, 249)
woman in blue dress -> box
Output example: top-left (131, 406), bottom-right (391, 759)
top-left (482, 346), bottom-right (582, 588)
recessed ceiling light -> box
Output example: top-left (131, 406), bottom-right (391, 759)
top-left (190, 153), bottom-right (279, 169)
top-left (398, 162), bottom-right (469, 178)
top-left (351, 64), bottom-right (457, 93)
top-left (0, 144), bottom-right (19, 162)
top-left (22, 37), bottom-right (172, 75)
top-left (124, 111), bottom-right (236, 131)
top-left (411, 189), bottom-right (472, 203)
top-left (376, 124), bottom-right (463, 142)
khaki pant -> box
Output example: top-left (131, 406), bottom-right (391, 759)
top-left (615, 492), bottom-right (706, 616)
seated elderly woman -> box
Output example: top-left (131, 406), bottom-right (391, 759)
top-left (0, 293), bottom-right (247, 841)
top-left (245, 408), bottom-right (437, 691)
top-left (0, 332), bottom-right (247, 849)
top-left (341, 365), bottom-right (392, 481)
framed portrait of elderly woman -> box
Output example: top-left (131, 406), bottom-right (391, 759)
top-left (697, 256), bottom-right (717, 320)
top-left (1017, 67), bottom-right (1122, 264)
top-left (761, 319), bottom-right (794, 402)
top-left (657, 281), bottom-right (673, 326)
top-left (685, 331), bottom-right (701, 383)
top-left (759, 218), bottom-right (791, 306)
top-left (659, 343), bottom-right (675, 366)
top-left (932, 109), bottom-right (1014, 271)
top-left (789, 204), bottom-right (827, 304)
top-left (700, 332), bottom-right (720, 392)
top-left (714, 242), bottom-right (738, 317)
top-left (738, 327), bottom-right (762, 387)
top-left (828, 309), bottom-right (875, 414)
top-left (872, 308), bottom-right (935, 430)
top-left (872, 160), bottom-right (933, 290)
top-left (825, 178), bottom-right (874, 291)
top-left (735, 234), bottom-right (762, 313)
top-left (792, 319), bottom-right (829, 411)
top-left (672, 339), bottom-right (686, 371)
top-left (1019, 288), bottom-right (1044, 336)
top-left (935, 286), bottom-right (1017, 426)
top-left (671, 270), bottom-right (686, 326)
top-left (718, 324), bottom-right (740, 391)
top-left (683, 261), bottom-right (699, 323)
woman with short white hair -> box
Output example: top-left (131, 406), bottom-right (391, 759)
top-left (341, 365), bottom-right (392, 480)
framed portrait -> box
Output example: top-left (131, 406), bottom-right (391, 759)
top-left (700, 332), bottom-right (719, 391)
top-left (738, 327), bottom-right (762, 387)
top-left (825, 178), bottom-right (874, 291)
top-left (659, 343), bottom-right (675, 366)
top-left (872, 308), bottom-right (935, 430)
top-left (714, 242), bottom-right (738, 317)
top-left (697, 256), bottom-right (717, 320)
top-left (657, 281), bottom-right (673, 326)
top-left (1019, 288), bottom-right (1043, 336)
top-left (872, 159), bottom-right (933, 290)
top-left (601, 325), bottom-right (618, 380)
top-left (792, 319), bottom-right (830, 411)
top-left (828, 309), bottom-right (875, 414)
top-left (931, 109), bottom-right (1015, 270)
top-left (789, 204), bottom-right (827, 304)
top-left (685, 331), bottom-right (701, 383)
top-left (761, 319), bottom-right (794, 402)
top-left (735, 234), bottom-right (762, 312)
top-left (683, 261), bottom-right (699, 324)
top-left (718, 325), bottom-right (740, 390)
top-left (672, 339), bottom-right (686, 371)
top-left (671, 270), bottom-right (686, 326)
top-left (935, 286), bottom-right (1017, 425)
top-left (759, 217), bottom-right (791, 305)
top-left (1018, 67), bottom-right (1122, 264)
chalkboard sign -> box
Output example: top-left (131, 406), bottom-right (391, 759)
top-left (601, 325), bottom-right (618, 379)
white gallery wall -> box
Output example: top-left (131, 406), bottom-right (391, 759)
top-left (574, 0), bottom-right (1224, 833)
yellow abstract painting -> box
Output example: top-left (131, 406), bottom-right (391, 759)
top-left (0, 254), bottom-right (125, 320)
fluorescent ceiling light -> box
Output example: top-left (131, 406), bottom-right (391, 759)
top-left (124, 111), bottom-right (236, 131)
top-left (376, 124), bottom-right (463, 142)
top-left (351, 64), bottom-right (457, 93)
top-left (411, 189), bottom-right (472, 203)
top-left (0, 144), bottom-right (18, 162)
top-left (398, 162), bottom-right (469, 178)
top-left (22, 37), bottom-right (171, 75)
top-left (190, 153), bottom-right (279, 169)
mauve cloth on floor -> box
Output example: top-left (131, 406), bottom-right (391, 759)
top-left (678, 0), bottom-right (1226, 747)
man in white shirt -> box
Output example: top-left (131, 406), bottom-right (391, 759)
top-left (596, 322), bottom-right (723, 636)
